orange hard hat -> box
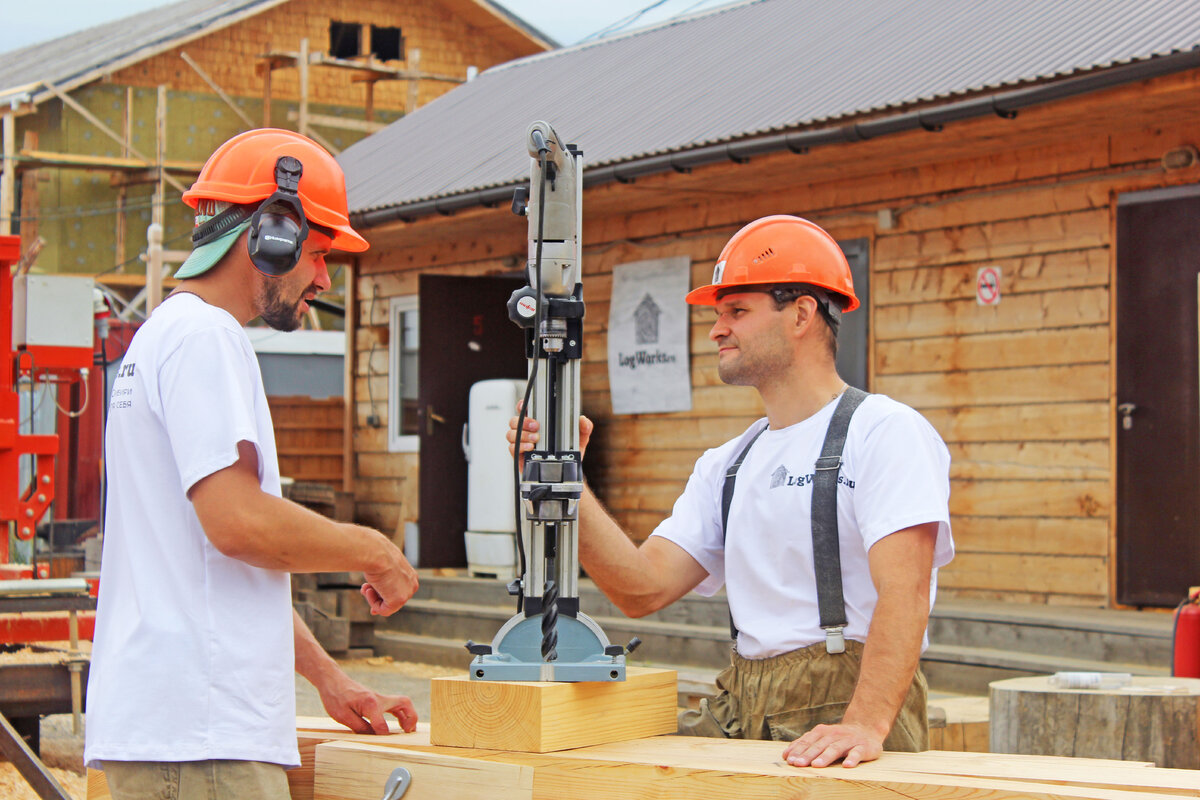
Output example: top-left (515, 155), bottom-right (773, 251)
top-left (685, 215), bottom-right (858, 311)
top-left (182, 128), bottom-right (367, 252)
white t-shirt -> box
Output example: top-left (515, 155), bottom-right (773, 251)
top-left (651, 393), bottom-right (954, 660)
top-left (84, 293), bottom-right (298, 769)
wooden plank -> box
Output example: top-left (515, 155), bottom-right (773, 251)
top-left (951, 516), bottom-right (1109, 557)
top-left (949, 478), bottom-right (1108, 519)
top-left (873, 208), bottom-right (1110, 271)
top-left (315, 741), bottom-right (534, 800)
top-left (875, 286), bottom-right (1109, 341)
top-left (430, 667), bottom-right (677, 752)
top-left (874, 249), bottom-right (1109, 307)
top-left (309, 735), bottom-right (1197, 800)
top-left (922, 402), bottom-right (1108, 443)
top-left (939, 552), bottom-right (1107, 596)
top-left (947, 441), bottom-right (1108, 481)
top-left (875, 364), bottom-right (1109, 409)
top-left (876, 326), bottom-right (1109, 375)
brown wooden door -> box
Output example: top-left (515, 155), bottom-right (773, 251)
top-left (417, 274), bottom-right (526, 567)
top-left (1116, 186), bottom-right (1200, 606)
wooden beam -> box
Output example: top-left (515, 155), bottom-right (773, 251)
top-left (343, 263), bottom-right (357, 493)
top-left (147, 85), bottom-right (166, 313)
top-left (298, 38), bottom-right (309, 138)
top-left (316, 741), bottom-right (532, 800)
top-left (19, 149), bottom-right (202, 175)
top-left (405, 49), bottom-right (421, 114)
top-left (180, 51), bottom-right (255, 129)
top-left (306, 734), bottom-right (1200, 800)
top-left (286, 110), bottom-right (385, 134)
top-left (430, 668), bottom-right (677, 752)
top-left (19, 131), bottom-right (38, 251)
top-left (1, 113), bottom-right (14, 236)
top-left (43, 80), bottom-right (186, 194)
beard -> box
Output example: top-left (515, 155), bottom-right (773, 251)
top-left (258, 279), bottom-right (311, 332)
top-left (716, 333), bottom-right (792, 386)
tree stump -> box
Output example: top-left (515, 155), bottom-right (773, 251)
top-left (989, 675), bottom-right (1200, 768)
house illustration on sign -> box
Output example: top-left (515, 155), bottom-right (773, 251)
top-left (635, 294), bottom-right (661, 345)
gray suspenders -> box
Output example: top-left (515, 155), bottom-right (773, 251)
top-left (721, 387), bottom-right (869, 653)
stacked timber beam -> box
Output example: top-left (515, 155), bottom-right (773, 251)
top-left (292, 572), bottom-right (374, 657)
top-left (85, 716), bottom-right (1200, 800)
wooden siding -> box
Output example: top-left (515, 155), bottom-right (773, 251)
top-left (108, 0), bottom-right (542, 110)
top-left (350, 70), bottom-right (1200, 605)
top-left (270, 395), bottom-right (345, 489)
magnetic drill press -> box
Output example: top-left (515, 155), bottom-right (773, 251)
top-left (466, 122), bottom-right (638, 682)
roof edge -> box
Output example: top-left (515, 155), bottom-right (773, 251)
top-left (352, 46), bottom-right (1200, 230)
top-left (2, 0), bottom-right (290, 106)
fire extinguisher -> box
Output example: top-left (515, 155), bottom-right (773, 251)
top-left (1173, 588), bottom-right (1200, 678)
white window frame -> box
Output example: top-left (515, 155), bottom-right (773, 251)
top-left (387, 294), bottom-right (419, 452)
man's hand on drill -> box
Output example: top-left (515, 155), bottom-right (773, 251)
top-left (507, 404), bottom-right (593, 462)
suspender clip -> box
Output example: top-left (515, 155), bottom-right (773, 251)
top-left (824, 626), bottom-right (846, 654)
top-left (814, 455), bottom-right (842, 471)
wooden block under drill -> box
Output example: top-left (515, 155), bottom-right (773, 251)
top-left (430, 667), bottom-right (677, 752)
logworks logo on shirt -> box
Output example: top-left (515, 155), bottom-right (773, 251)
top-left (769, 464), bottom-right (855, 489)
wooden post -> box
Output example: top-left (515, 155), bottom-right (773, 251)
top-left (19, 131), bottom-right (38, 250)
top-left (299, 38), bottom-right (310, 136)
top-left (406, 48), bottom-right (421, 114)
top-left (364, 80), bottom-right (375, 123)
top-left (147, 85), bottom-right (167, 313)
top-left (262, 61), bottom-right (273, 127)
top-left (0, 113), bottom-right (14, 236)
top-left (115, 87), bottom-right (132, 270)
top-left (343, 262), bottom-right (356, 493)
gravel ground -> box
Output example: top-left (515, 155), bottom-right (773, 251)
top-left (2, 658), bottom-right (461, 799)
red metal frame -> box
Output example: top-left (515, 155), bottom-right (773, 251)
top-left (0, 236), bottom-right (91, 561)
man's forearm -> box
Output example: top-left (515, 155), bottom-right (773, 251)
top-left (841, 591), bottom-right (928, 739)
top-left (294, 608), bottom-right (339, 685)
top-left (577, 485), bottom-right (708, 617)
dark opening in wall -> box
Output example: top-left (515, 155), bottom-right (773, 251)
top-left (370, 26), bottom-right (404, 61)
top-left (329, 21), bottom-right (362, 58)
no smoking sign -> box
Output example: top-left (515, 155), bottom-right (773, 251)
top-left (976, 266), bottom-right (1001, 306)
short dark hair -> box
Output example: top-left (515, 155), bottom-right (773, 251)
top-left (767, 284), bottom-right (840, 356)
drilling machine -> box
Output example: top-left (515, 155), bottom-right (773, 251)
top-left (465, 122), bottom-right (638, 682)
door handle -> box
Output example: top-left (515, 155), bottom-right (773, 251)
top-left (425, 406), bottom-right (447, 436)
top-left (1117, 402), bottom-right (1137, 430)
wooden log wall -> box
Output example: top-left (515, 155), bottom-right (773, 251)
top-left (109, 0), bottom-right (544, 111)
top-left (351, 71), bottom-right (1200, 605)
top-left (270, 395), bottom-right (345, 489)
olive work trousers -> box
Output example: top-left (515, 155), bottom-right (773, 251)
top-left (102, 759), bottom-right (291, 800)
top-left (677, 639), bottom-right (929, 750)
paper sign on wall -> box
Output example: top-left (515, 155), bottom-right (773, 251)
top-left (607, 257), bottom-right (692, 414)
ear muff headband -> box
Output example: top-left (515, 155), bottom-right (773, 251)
top-left (246, 155), bottom-right (310, 277)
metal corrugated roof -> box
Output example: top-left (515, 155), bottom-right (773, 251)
top-left (341, 0), bottom-right (1200, 217)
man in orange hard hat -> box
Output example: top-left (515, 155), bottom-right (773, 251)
top-left (86, 129), bottom-right (419, 799)
top-left (513, 215), bottom-right (953, 768)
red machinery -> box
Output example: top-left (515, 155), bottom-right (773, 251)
top-left (0, 235), bottom-right (92, 567)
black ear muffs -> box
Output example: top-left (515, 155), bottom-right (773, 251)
top-left (246, 155), bottom-right (310, 277)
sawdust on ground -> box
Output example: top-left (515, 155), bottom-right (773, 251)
top-left (0, 763), bottom-right (86, 800)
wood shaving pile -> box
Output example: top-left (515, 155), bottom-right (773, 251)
top-left (340, 655), bottom-right (460, 678)
top-left (0, 762), bottom-right (85, 800)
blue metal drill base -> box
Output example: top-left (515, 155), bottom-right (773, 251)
top-left (469, 611), bottom-right (626, 682)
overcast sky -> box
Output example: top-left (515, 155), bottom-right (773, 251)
top-left (0, 0), bottom-right (730, 54)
